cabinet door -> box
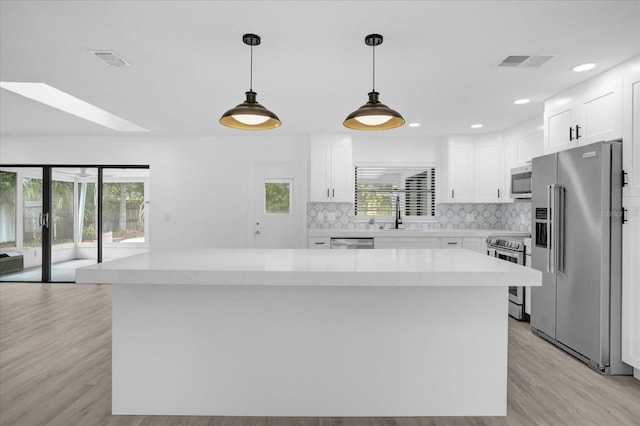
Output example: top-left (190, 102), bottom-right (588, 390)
top-left (622, 196), bottom-right (640, 370)
top-left (623, 70), bottom-right (640, 197)
top-left (330, 138), bottom-right (354, 202)
top-left (545, 105), bottom-right (575, 154)
top-left (475, 139), bottom-right (504, 202)
top-left (462, 237), bottom-right (484, 253)
top-left (439, 237), bottom-right (462, 249)
top-left (309, 139), bottom-right (331, 201)
top-left (517, 130), bottom-right (544, 164)
top-left (448, 142), bottom-right (475, 202)
top-left (579, 79), bottom-right (622, 145)
top-left (308, 237), bottom-right (330, 249)
top-left (375, 237), bottom-right (438, 249)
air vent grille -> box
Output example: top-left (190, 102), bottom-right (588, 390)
top-left (89, 50), bottom-right (131, 67)
top-left (498, 55), bottom-right (554, 68)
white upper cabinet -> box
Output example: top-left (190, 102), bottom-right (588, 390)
top-left (623, 65), bottom-right (640, 197)
top-left (544, 75), bottom-right (623, 154)
top-left (441, 134), bottom-right (507, 203)
top-left (474, 136), bottom-right (505, 202)
top-left (447, 138), bottom-right (475, 202)
top-left (310, 134), bottom-right (354, 202)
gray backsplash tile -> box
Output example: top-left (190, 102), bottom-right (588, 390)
top-left (308, 202), bottom-right (531, 233)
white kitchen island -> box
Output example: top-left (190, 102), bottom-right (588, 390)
top-left (76, 248), bottom-right (541, 417)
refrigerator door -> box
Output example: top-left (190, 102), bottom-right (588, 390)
top-left (530, 152), bottom-right (558, 338)
top-left (555, 142), bottom-right (611, 368)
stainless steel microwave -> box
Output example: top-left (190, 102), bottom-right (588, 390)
top-left (510, 164), bottom-right (532, 199)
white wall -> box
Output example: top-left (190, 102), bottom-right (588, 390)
top-left (0, 136), bottom-right (309, 249)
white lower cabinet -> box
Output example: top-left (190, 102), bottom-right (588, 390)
top-left (307, 237), bottom-right (330, 249)
top-left (374, 237), bottom-right (438, 249)
top-left (622, 196), bottom-right (640, 372)
top-left (462, 237), bottom-right (484, 253)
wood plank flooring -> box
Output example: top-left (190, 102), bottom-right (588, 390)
top-left (1, 283), bottom-right (639, 426)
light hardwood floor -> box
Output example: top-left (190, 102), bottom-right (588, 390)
top-left (1, 283), bottom-right (639, 426)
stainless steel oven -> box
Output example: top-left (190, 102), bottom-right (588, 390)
top-left (486, 236), bottom-right (528, 321)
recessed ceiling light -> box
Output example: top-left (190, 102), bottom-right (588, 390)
top-left (409, 122), bottom-right (420, 127)
top-left (513, 98), bottom-right (530, 105)
top-left (470, 124), bottom-right (483, 129)
top-left (0, 82), bottom-right (149, 132)
top-left (572, 63), bottom-right (596, 72)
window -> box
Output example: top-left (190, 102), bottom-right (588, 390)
top-left (355, 165), bottom-right (436, 219)
top-left (102, 182), bottom-right (146, 243)
top-left (0, 171), bottom-right (17, 248)
top-left (264, 180), bottom-right (292, 214)
top-left (52, 180), bottom-right (74, 245)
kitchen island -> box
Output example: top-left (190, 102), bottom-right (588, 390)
top-left (76, 248), bottom-right (541, 417)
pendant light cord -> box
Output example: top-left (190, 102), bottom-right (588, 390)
top-left (250, 44), bottom-right (253, 91)
top-left (372, 44), bottom-right (376, 92)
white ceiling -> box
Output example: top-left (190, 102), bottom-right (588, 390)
top-left (1, 0), bottom-right (639, 139)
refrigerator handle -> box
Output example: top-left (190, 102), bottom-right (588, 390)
top-left (557, 186), bottom-right (565, 272)
top-left (547, 184), bottom-right (554, 273)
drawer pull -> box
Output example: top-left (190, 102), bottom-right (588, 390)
top-left (447, 242), bottom-right (458, 245)
top-left (314, 242), bottom-right (325, 245)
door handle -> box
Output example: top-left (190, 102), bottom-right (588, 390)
top-left (557, 186), bottom-right (564, 272)
top-left (569, 127), bottom-right (574, 142)
top-left (39, 212), bottom-right (49, 229)
top-left (546, 184), bottom-right (553, 273)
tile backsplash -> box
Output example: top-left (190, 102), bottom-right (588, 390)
top-left (307, 202), bottom-right (532, 233)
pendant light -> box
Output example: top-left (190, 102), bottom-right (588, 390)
top-left (344, 34), bottom-right (404, 131)
top-left (219, 34), bottom-right (281, 130)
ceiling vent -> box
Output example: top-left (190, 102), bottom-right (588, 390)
top-left (498, 55), bottom-right (554, 68)
top-left (89, 50), bottom-right (131, 67)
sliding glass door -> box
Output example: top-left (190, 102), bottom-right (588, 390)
top-left (0, 167), bottom-right (43, 281)
top-left (0, 165), bottom-right (149, 283)
top-left (49, 168), bottom-right (99, 282)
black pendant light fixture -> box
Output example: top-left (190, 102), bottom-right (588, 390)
top-left (219, 33), bottom-right (281, 130)
top-left (344, 34), bottom-right (404, 131)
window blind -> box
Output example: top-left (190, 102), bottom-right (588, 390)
top-left (354, 166), bottom-right (436, 218)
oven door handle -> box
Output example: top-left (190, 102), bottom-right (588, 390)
top-left (493, 248), bottom-right (521, 259)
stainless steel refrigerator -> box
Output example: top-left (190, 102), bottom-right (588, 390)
top-left (530, 140), bottom-right (631, 375)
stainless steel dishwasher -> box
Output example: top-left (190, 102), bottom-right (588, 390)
top-left (330, 238), bottom-right (374, 249)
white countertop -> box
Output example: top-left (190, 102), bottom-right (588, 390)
top-left (76, 248), bottom-right (541, 287)
top-left (308, 229), bottom-right (530, 238)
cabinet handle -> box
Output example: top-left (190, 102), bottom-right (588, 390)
top-left (575, 125), bottom-right (581, 140)
top-left (314, 242), bottom-right (326, 245)
top-left (447, 242), bottom-right (458, 245)
top-left (451, 189), bottom-right (455, 199)
top-left (327, 188), bottom-right (330, 198)
top-left (332, 188), bottom-right (335, 197)
top-left (569, 127), bottom-right (574, 141)
top-left (622, 208), bottom-right (628, 224)
top-left (498, 188), bottom-right (500, 198)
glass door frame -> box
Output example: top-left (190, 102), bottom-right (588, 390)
top-left (0, 164), bottom-right (149, 283)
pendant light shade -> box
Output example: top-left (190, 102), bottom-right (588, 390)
top-left (220, 34), bottom-right (281, 130)
top-left (344, 34), bottom-right (404, 131)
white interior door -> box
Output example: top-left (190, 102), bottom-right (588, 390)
top-left (252, 162), bottom-right (305, 248)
